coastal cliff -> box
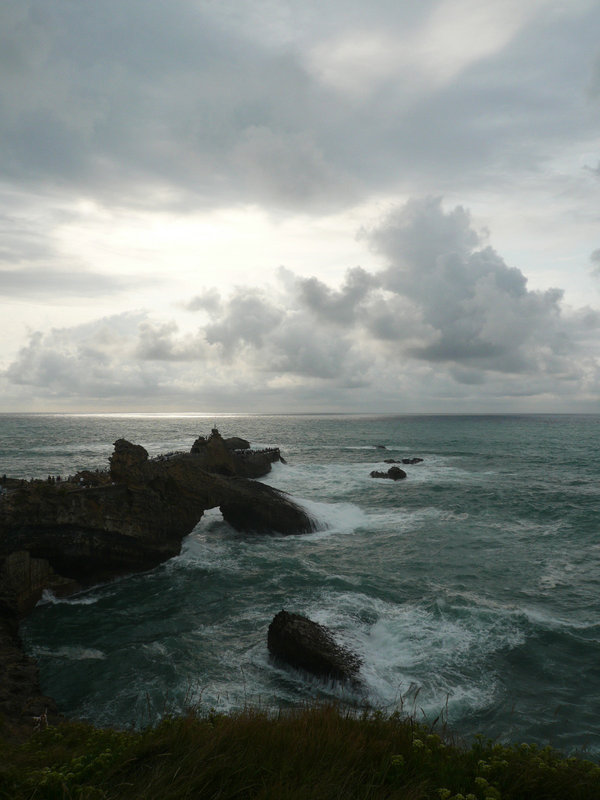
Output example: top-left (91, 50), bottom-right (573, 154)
top-left (0, 430), bottom-right (314, 735)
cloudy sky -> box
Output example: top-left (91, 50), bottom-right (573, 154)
top-left (1, 0), bottom-right (599, 412)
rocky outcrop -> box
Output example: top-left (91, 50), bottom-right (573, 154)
top-left (220, 480), bottom-right (312, 534)
top-left (0, 432), bottom-right (315, 734)
top-left (224, 436), bottom-right (250, 451)
top-left (370, 466), bottom-right (407, 480)
top-left (1, 436), bottom-right (314, 587)
top-left (189, 429), bottom-right (281, 478)
top-left (402, 458), bottom-right (423, 465)
top-left (268, 610), bottom-right (362, 685)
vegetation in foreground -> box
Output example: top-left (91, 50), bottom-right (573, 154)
top-left (1, 705), bottom-right (599, 800)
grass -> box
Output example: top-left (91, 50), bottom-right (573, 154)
top-left (1, 704), bottom-right (600, 800)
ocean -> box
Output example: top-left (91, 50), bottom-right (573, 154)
top-left (2, 413), bottom-right (599, 755)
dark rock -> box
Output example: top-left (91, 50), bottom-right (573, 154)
top-left (267, 610), bottom-right (361, 685)
top-left (190, 428), bottom-right (280, 478)
top-left (109, 439), bottom-right (149, 486)
top-left (220, 480), bottom-right (314, 535)
top-left (383, 459), bottom-right (401, 464)
top-left (224, 436), bottom-right (250, 450)
top-left (0, 613), bottom-right (60, 738)
top-left (375, 444), bottom-right (387, 449)
top-left (401, 458), bottom-right (423, 465)
top-left (370, 466), bottom-right (407, 480)
top-left (188, 428), bottom-right (237, 476)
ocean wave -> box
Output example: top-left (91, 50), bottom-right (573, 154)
top-left (39, 588), bottom-right (110, 606)
top-left (286, 590), bottom-right (519, 718)
top-left (33, 645), bottom-right (107, 661)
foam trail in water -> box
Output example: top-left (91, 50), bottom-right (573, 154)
top-left (39, 588), bottom-right (111, 606)
top-left (33, 645), bottom-right (106, 661)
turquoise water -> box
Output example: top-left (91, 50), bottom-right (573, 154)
top-left (3, 413), bottom-right (599, 755)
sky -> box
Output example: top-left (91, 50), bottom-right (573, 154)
top-left (1, 0), bottom-right (599, 413)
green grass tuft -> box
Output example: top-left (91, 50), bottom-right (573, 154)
top-left (1, 705), bottom-right (599, 799)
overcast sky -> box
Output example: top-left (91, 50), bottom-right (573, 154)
top-left (1, 0), bottom-right (599, 412)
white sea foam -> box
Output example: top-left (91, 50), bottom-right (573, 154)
top-left (175, 531), bottom-right (242, 574)
top-left (34, 645), bottom-right (107, 660)
top-left (295, 591), bottom-right (521, 718)
top-left (142, 642), bottom-right (168, 657)
top-left (295, 497), bottom-right (367, 537)
top-left (39, 588), bottom-right (108, 606)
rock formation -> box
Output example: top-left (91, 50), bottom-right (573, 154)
top-left (370, 466), bottom-right (407, 480)
top-left (268, 610), bottom-right (362, 685)
top-left (0, 431), bottom-right (314, 734)
top-left (189, 428), bottom-right (281, 478)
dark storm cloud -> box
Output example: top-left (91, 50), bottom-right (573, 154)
top-left (2, 1), bottom-right (600, 211)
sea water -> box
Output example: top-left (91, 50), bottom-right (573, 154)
top-left (2, 413), bottom-right (599, 755)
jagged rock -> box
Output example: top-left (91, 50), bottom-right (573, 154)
top-left (109, 439), bottom-right (149, 486)
top-left (267, 610), bottom-right (361, 685)
top-left (401, 458), bottom-right (423, 465)
top-left (190, 435), bottom-right (207, 453)
top-left (190, 428), bottom-right (280, 478)
top-left (370, 466), bottom-right (407, 480)
top-left (384, 459), bottom-right (401, 464)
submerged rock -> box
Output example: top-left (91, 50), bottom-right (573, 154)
top-left (268, 610), bottom-right (362, 685)
top-left (401, 458), bottom-right (423, 465)
top-left (370, 466), bottom-right (407, 480)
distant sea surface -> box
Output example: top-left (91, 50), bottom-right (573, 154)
top-left (3, 413), bottom-right (599, 755)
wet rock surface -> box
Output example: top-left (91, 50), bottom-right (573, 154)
top-left (268, 610), bottom-right (362, 685)
top-left (370, 466), bottom-right (407, 480)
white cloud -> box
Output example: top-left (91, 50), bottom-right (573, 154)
top-left (3, 198), bottom-right (598, 411)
